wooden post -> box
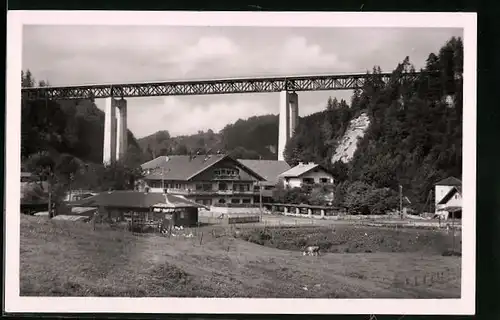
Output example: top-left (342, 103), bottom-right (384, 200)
top-left (93, 206), bottom-right (99, 231)
top-left (452, 211), bottom-right (456, 252)
top-left (48, 182), bottom-right (52, 219)
top-left (399, 185), bottom-right (403, 219)
top-left (259, 181), bottom-right (263, 219)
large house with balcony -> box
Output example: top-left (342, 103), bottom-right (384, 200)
top-left (140, 154), bottom-right (267, 207)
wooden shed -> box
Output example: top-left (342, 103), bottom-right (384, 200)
top-left (152, 203), bottom-right (199, 227)
top-left (68, 190), bottom-right (208, 231)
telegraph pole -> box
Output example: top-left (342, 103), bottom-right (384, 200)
top-left (259, 181), bottom-right (263, 220)
top-left (399, 184), bottom-right (403, 219)
top-left (161, 167), bottom-right (165, 192)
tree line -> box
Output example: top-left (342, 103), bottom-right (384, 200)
top-left (281, 37), bottom-right (463, 214)
top-left (138, 114), bottom-right (281, 161)
top-left (21, 71), bottom-right (146, 216)
top-left (21, 36), bottom-right (463, 216)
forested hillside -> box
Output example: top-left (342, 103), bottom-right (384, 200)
top-left (20, 36), bottom-right (463, 215)
top-left (284, 97), bottom-right (353, 167)
top-left (140, 37), bottom-right (463, 213)
top-left (283, 36), bottom-right (463, 212)
top-left (21, 70), bottom-right (144, 166)
top-left (138, 114), bottom-right (280, 160)
top-left (21, 70), bottom-right (146, 214)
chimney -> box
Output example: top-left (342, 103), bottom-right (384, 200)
top-left (298, 162), bottom-right (304, 166)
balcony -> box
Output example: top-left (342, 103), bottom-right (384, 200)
top-left (164, 188), bottom-right (256, 196)
top-left (213, 174), bottom-right (241, 180)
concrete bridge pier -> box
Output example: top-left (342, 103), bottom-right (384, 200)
top-left (103, 98), bottom-right (128, 164)
top-left (278, 91), bottom-right (299, 161)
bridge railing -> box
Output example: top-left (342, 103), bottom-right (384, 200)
top-left (21, 72), bottom-right (427, 100)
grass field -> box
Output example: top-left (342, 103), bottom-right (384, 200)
top-left (20, 214), bottom-right (461, 298)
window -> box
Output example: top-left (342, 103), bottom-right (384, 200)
top-left (180, 212), bottom-right (185, 219)
top-left (302, 178), bottom-right (314, 184)
top-left (219, 182), bottom-right (227, 191)
top-left (231, 198), bottom-right (240, 204)
top-left (320, 178), bottom-right (329, 183)
top-left (196, 183), bottom-right (212, 191)
top-left (233, 183), bottom-right (250, 192)
top-left (265, 186), bottom-right (274, 190)
top-left (218, 198), bottom-right (226, 204)
top-left (242, 199), bottom-right (251, 204)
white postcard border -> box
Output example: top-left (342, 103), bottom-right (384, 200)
top-left (5, 10), bottom-right (477, 315)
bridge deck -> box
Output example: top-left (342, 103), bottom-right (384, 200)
top-left (21, 72), bottom-right (423, 100)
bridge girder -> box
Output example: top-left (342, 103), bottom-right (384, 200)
top-left (21, 72), bottom-right (424, 101)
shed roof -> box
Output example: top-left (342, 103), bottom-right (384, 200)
top-left (441, 206), bottom-right (462, 213)
top-left (279, 162), bottom-right (324, 178)
top-left (52, 215), bottom-right (91, 222)
top-left (141, 154), bottom-right (265, 181)
top-left (435, 176), bottom-right (462, 186)
top-left (68, 191), bottom-right (208, 209)
top-left (237, 159), bottom-right (291, 185)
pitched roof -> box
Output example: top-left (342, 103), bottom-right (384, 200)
top-left (237, 159), bottom-right (291, 185)
top-left (435, 176), bottom-right (462, 186)
top-left (279, 162), bottom-right (322, 178)
top-left (440, 206), bottom-right (462, 213)
top-left (437, 186), bottom-right (462, 205)
top-left (142, 154), bottom-right (265, 181)
top-left (67, 191), bottom-right (207, 209)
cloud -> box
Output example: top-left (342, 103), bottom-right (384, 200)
top-left (167, 36), bottom-right (240, 75)
top-left (278, 36), bottom-right (348, 72)
top-left (120, 96), bottom-right (270, 137)
top-left (189, 35), bottom-right (352, 78)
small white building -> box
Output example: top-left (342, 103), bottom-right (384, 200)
top-left (279, 162), bottom-right (334, 189)
top-left (434, 176), bottom-right (462, 219)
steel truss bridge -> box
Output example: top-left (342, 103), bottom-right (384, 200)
top-left (21, 72), bottom-right (424, 101)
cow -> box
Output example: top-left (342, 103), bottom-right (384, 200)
top-left (303, 245), bottom-right (321, 256)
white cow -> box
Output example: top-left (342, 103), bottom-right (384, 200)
top-left (303, 245), bottom-right (321, 256)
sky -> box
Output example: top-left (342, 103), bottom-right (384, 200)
top-left (22, 26), bottom-right (462, 138)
